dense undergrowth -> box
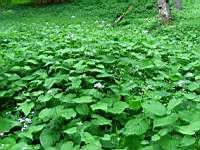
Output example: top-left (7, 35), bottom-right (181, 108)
top-left (1, 0), bottom-right (200, 149)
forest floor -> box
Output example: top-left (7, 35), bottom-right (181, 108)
top-left (1, 0), bottom-right (200, 150)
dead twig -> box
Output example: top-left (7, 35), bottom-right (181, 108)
top-left (112, 5), bottom-right (133, 26)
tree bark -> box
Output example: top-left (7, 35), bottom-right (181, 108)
top-left (158, 0), bottom-right (171, 22)
top-left (175, 0), bottom-right (182, 10)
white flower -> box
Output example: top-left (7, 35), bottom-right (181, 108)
top-left (68, 33), bottom-right (74, 38)
top-left (106, 24), bottom-right (111, 27)
top-left (25, 118), bottom-right (32, 124)
top-left (22, 146), bottom-right (27, 150)
top-left (94, 82), bottom-right (104, 89)
top-left (77, 122), bottom-right (83, 126)
top-left (18, 118), bottom-right (25, 123)
top-left (23, 124), bottom-right (28, 128)
top-left (147, 85), bottom-right (152, 89)
top-left (21, 127), bottom-right (26, 132)
top-left (143, 30), bottom-right (148, 34)
top-left (71, 16), bottom-right (75, 18)
top-left (5, 111), bottom-right (11, 115)
top-left (1, 144), bottom-right (5, 148)
top-left (21, 124), bottom-right (29, 132)
top-left (47, 89), bottom-right (52, 94)
top-left (0, 132), bottom-right (4, 137)
top-left (177, 80), bottom-right (191, 86)
top-left (177, 80), bottom-right (185, 86)
top-left (185, 72), bottom-right (193, 78)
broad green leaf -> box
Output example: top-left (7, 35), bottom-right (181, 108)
top-left (81, 132), bottom-right (96, 144)
top-left (181, 135), bottom-right (195, 147)
top-left (11, 66), bottom-right (21, 72)
top-left (70, 78), bottom-right (81, 89)
top-left (45, 147), bottom-right (57, 150)
top-left (100, 134), bottom-right (113, 149)
top-left (178, 110), bottom-right (200, 123)
top-left (187, 82), bottom-right (199, 91)
top-left (142, 101), bottom-right (166, 116)
top-left (39, 108), bottom-right (55, 120)
top-left (124, 118), bottom-right (148, 135)
top-left (0, 118), bottom-right (19, 132)
top-left (39, 106), bottom-right (76, 120)
top-left (64, 127), bottom-right (77, 135)
top-left (18, 101), bottom-right (35, 116)
top-left (96, 70), bottom-right (113, 78)
top-left (40, 128), bottom-right (60, 147)
top-left (128, 100), bottom-right (141, 111)
top-left (37, 94), bottom-right (52, 103)
top-left (154, 113), bottom-right (178, 128)
top-left (7, 74), bottom-right (21, 81)
top-left (91, 102), bottom-right (108, 112)
top-left (139, 146), bottom-right (154, 150)
top-left (184, 93), bottom-right (200, 102)
top-left (75, 104), bottom-right (90, 115)
top-left (82, 89), bottom-right (103, 99)
top-left (23, 66), bottom-right (31, 71)
top-left (151, 134), bottom-right (160, 141)
top-left (26, 59), bottom-right (39, 65)
top-left (54, 92), bottom-right (63, 99)
top-left (100, 55), bottom-right (115, 64)
top-left (61, 109), bottom-right (77, 120)
top-left (177, 121), bottom-right (200, 135)
top-left (60, 141), bottom-right (78, 150)
top-left (22, 75), bottom-right (35, 81)
top-left (44, 78), bottom-right (56, 89)
top-left (142, 42), bottom-right (157, 49)
top-left (32, 91), bottom-right (44, 97)
top-left (108, 101), bottom-right (128, 114)
top-left (81, 143), bottom-right (102, 150)
top-left (158, 128), bottom-right (171, 136)
top-left (159, 135), bottom-right (181, 150)
top-left (0, 137), bottom-right (16, 149)
top-left (10, 142), bottom-right (31, 150)
top-left (61, 94), bottom-right (76, 103)
top-left (121, 82), bottom-right (137, 94)
top-left (19, 124), bottom-right (45, 139)
top-left (91, 114), bottom-right (112, 126)
top-left (72, 96), bottom-right (93, 103)
top-left (0, 91), bottom-right (9, 97)
top-left (167, 98), bottom-right (182, 111)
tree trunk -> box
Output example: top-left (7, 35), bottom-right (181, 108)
top-left (158, 0), bottom-right (171, 22)
top-left (175, 0), bottom-right (182, 10)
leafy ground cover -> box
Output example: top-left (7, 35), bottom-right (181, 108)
top-left (1, 0), bottom-right (200, 149)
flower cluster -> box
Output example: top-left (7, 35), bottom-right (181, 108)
top-left (18, 117), bottom-right (32, 124)
top-left (18, 117), bottom-right (32, 132)
top-left (94, 82), bottom-right (104, 89)
top-left (177, 80), bottom-right (190, 87)
top-left (21, 124), bottom-right (29, 132)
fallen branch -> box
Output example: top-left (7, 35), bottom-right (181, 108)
top-left (112, 5), bottom-right (133, 26)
